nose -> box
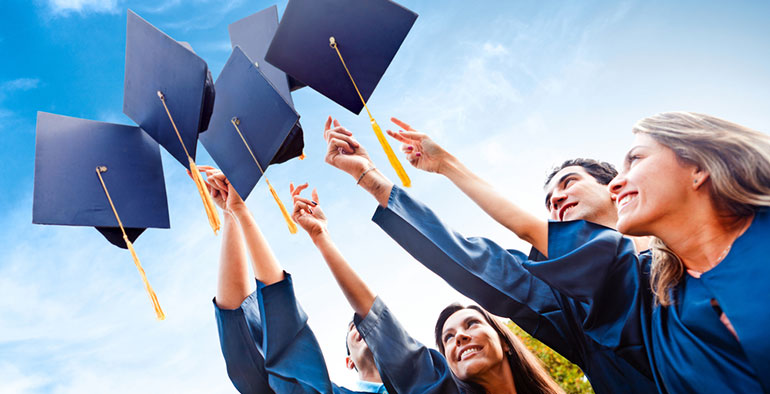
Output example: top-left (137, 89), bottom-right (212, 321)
top-left (608, 174), bottom-right (625, 200)
top-left (550, 191), bottom-right (567, 212)
top-left (456, 331), bottom-right (471, 345)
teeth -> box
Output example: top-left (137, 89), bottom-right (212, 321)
top-left (460, 347), bottom-right (481, 360)
top-left (618, 194), bottom-right (636, 209)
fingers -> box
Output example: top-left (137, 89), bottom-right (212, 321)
top-left (197, 165), bottom-right (216, 172)
top-left (291, 182), bottom-right (309, 197)
top-left (390, 117), bottom-right (415, 131)
top-left (333, 119), bottom-right (341, 128)
top-left (311, 188), bottom-right (319, 204)
top-left (386, 129), bottom-right (413, 144)
top-left (324, 116), bottom-right (332, 132)
top-left (397, 130), bottom-right (428, 140)
top-left (292, 196), bottom-right (318, 207)
top-left (329, 137), bottom-right (356, 154)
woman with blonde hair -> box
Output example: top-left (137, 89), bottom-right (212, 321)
top-left (521, 112), bottom-right (770, 393)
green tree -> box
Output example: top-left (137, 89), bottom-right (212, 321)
top-left (507, 321), bottom-right (594, 394)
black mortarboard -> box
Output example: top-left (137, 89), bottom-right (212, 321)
top-left (123, 9), bottom-right (214, 169)
top-left (122, 10), bottom-right (220, 234)
top-left (33, 112), bottom-right (169, 247)
top-left (265, 0), bottom-right (418, 114)
top-left (33, 112), bottom-right (167, 319)
top-left (199, 47), bottom-right (301, 233)
top-left (228, 5), bottom-right (304, 165)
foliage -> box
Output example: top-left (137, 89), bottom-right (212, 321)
top-left (507, 321), bottom-right (594, 394)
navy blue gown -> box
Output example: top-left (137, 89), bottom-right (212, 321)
top-left (372, 186), bottom-right (657, 393)
top-left (521, 209), bottom-right (770, 393)
top-left (214, 272), bottom-right (387, 393)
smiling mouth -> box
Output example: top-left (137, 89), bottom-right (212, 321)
top-left (617, 193), bottom-right (637, 211)
top-left (459, 346), bottom-right (482, 361)
top-left (559, 202), bottom-right (578, 221)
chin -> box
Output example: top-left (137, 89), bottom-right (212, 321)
top-left (616, 216), bottom-right (649, 237)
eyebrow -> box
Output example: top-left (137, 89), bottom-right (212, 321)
top-left (544, 172), bottom-right (580, 208)
top-left (442, 316), bottom-right (476, 338)
top-left (623, 147), bottom-right (641, 166)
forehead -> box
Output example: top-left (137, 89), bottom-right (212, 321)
top-left (545, 165), bottom-right (593, 193)
top-left (443, 308), bottom-right (486, 332)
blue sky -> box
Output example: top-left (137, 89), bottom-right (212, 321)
top-left (2, 0), bottom-right (770, 392)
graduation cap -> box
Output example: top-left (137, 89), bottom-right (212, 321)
top-left (228, 5), bottom-right (305, 164)
top-left (33, 112), bottom-right (167, 319)
top-left (199, 46), bottom-right (302, 234)
top-left (123, 10), bottom-right (220, 234)
top-left (265, 0), bottom-right (418, 187)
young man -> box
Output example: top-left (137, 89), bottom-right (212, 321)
top-left (201, 166), bottom-right (388, 393)
top-left (322, 117), bottom-right (655, 393)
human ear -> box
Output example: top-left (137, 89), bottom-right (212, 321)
top-left (346, 356), bottom-right (356, 371)
top-left (691, 167), bottom-right (710, 190)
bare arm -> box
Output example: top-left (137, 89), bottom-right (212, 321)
top-left (201, 166), bottom-right (284, 295)
top-left (290, 183), bottom-right (376, 317)
top-left (387, 118), bottom-right (549, 256)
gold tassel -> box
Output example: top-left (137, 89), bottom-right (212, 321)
top-left (230, 117), bottom-right (298, 234)
top-left (125, 236), bottom-right (165, 320)
top-left (370, 119), bottom-right (411, 187)
top-left (329, 37), bottom-right (411, 187)
top-left (299, 152), bottom-right (306, 160)
top-left (96, 166), bottom-right (164, 320)
top-left (189, 159), bottom-right (221, 235)
top-left (266, 178), bottom-right (298, 234)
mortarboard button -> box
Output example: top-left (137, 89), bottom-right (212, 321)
top-left (33, 111), bottom-right (168, 319)
top-left (199, 46), bottom-right (301, 233)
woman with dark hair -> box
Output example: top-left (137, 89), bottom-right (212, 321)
top-left (290, 183), bottom-right (563, 394)
top-left (435, 304), bottom-right (563, 394)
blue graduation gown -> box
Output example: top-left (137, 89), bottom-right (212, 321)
top-left (354, 296), bottom-right (465, 393)
top-left (372, 186), bottom-right (657, 394)
top-left (521, 209), bottom-right (770, 393)
top-left (214, 272), bottom-right (384, 393)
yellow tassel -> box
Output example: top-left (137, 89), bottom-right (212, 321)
top-left (371, 119), bottom-right (411, 188)
top-left (266, 178), bottom-right (297, 234)
top-left (189, 159), bottom-right (221, 235)
top-left (125, 236), bottom-right (165, 320)
top-left (299, 152), bottom-right (306, 160)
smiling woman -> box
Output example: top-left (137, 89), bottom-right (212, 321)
top-left (522, 111), bottom-right (770, 392)
top-left (435, 304), bottom-right (563, 394)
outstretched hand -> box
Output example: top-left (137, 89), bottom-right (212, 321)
top-left (323, 116), bottom-right (375, 179)
top-left (386, 117), bottom-right (451, 174)
top-left (193, 165), bottom-right (245, 213)
top-left (290, 182), bottom-right (327, 239)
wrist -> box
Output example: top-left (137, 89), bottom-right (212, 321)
top-left (228, 204), bottom-right (250, 219)
top-left (438, 154), bottom-right (462, 178)
top-left (310, 227), bottom-right (331, 244)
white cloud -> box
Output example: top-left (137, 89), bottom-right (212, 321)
top-left (1, 78), bottom-right (41, 92)
top-left (47, 0), bottom-right (120, 15)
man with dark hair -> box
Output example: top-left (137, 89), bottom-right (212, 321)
top-left (322, 116), bottom-right (655, 393)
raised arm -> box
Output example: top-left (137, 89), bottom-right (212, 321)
top-left (290, 182), bottom-right (376, 317)
top-left (291, 183), bottom-right (461, 393)
top-left (386, 117), bottom-right (549, 255)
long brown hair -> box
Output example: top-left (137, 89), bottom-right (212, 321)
top-left (632, 111), bottom-right (770, 305)
top-left (435, 303), bottom-right (564, 394)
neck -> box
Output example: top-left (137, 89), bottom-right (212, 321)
top-left (357, 364), bottom-right (382, 384)
top-left (473, 358), bottom-right (517, 394)
top-left (656, 208), bottom-right (752, 273)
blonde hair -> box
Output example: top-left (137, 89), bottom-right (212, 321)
top-left (632, 111), bottom-right (770, 305)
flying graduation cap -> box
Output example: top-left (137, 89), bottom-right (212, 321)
top-left (123, 10), bottom-right (220, 235)
top-left (228, 5), bottom-right (305, 164)
top-left (33, 112), bottom-right (168, 319)
top-left (199, 46), bottom-right (302, 234)
top-left (265, 0), bottom-right (418, 187)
